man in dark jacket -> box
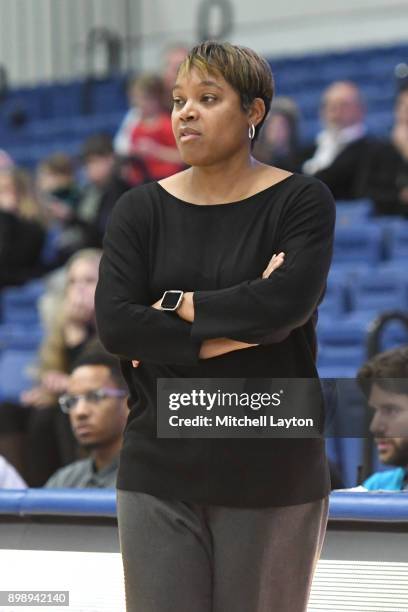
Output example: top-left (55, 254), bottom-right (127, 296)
top-left (302, 81), bottom-right (378, 200)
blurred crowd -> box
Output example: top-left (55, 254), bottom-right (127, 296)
top-left (0, 43), bottom-right (408, 491)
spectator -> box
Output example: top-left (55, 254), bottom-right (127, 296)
top-left (113, 75), bottom-right (142, 156)
top-left (36, 153), bottom-right (81, 223)
top-left (113, 43), bottom-right (188, 155)
top-left (0, 167), bottom-right (46, 288)
top-left (0, 455), bottom-right (27, 489)
top-left (357, 346), bottom-right (408, 490)
top-left (365, 85), bottom-right (408, 216)
top-left (128, 73), bottom-right (184, 184)
top-left (254, 97), bottom-right (302, 172)
top-left (45, 347), bottom-right (128, 488)
top-left (0, 249), bottom-right (102, 486)
top-left (76, 134), bottom-right (130, 245)
top-left (302, 81), bottom-right (378, 199)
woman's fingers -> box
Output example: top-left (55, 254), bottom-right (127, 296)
top-left (262, 252), bottom-right (285, 279)
top-left (132, 360), bottom-right (140, 368)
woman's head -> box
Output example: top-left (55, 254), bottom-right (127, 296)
top-left (38, 249), bottom-right (102, 375)
top-left (37, 153), bottom-right (75, 194)
top-left (171, 41), bottom-right (274, 166)
top-left (129, 74), bottom-right (166, 117)
top-left (254, 97), bottom-right (299, 161)
top-left (0, 167), bottom-right (43, 220)
top-left (64, 249), bottom-right (102, 325)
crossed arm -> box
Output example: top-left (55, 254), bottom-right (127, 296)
top-left (131, 252), bottom-right (285, 366)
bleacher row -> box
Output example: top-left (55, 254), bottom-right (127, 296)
top-left (1, 41), bottom-right (408, 169)
top-left (317, 200), bottom-right (408, 377)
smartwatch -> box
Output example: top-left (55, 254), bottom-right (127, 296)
top-left (160, 290), bottom-right (184, 311)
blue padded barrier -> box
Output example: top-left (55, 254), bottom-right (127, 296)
top-left (329, 491), bottom-right (408, 522)
top-left (0, 489), bottom-right (117, 517)
top-left (0, 490), bottom-right (27, 514)
top-left (1, 490), bottom-right (408, 523)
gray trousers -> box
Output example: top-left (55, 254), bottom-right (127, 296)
top-left (117, 490), bottom-right (329, 612)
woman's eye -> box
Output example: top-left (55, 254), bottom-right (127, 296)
top-left (173, 98), bottom-right (184, 106)
top-left (202, 95), bottom-right (216, 103)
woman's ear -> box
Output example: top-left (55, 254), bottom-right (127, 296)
top-left (248, 98), bottom-right (266, 128)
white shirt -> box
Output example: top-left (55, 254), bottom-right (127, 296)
top-left (113, 108), bottom-right (141, 155)
top-left (0, 455), bottom-right (27, 489)
top-left (303, 123), bottom-right (366, 175)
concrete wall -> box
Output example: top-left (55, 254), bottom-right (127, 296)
top-left (1, 0), bottom-right (408, 86)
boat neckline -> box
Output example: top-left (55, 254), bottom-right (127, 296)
top-left (155, 173), bottom-right (296, 208)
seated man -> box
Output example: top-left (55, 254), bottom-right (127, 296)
top-left (45, 347), bottom-right (128, 488)
top-left (357, 346), bottom-right (408, 490)
top-left (302, 81), bottom-right (378, 200)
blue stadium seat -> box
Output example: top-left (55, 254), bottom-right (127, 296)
top-left (317, 345), bottom-right (365, 369)
top-left (0, 280), bottom-right (44, 325)
top-left (317, 316), bottom-right (368, 348)
top-left (336, 438), bottom-right (365, 488)
top-left (388, 221), bottom-right (408, 262)
top-left (333, 225), bottom-right (383, 265)
top-left (349, 269), bottom-right (408, 315)
top-left (318, 275), bottom-right (348, 318)
top-left (0, 349), bottom-right (37, 402)
top-left (0, 324), bottom-right (43, 352)
top-left (335, 199), bottom-right (374, 228)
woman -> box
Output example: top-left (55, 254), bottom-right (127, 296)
top-left (95, 42), bottom-right (335, 612)
top-left (128, 73), bottom-right (184, 184)
top-left (0, 167), bottom-right (45, 288)
top-left (253, 96), bottom-right (302, 171)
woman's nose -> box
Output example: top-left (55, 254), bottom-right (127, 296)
top-left (179, 100), bottom-right (198, 121)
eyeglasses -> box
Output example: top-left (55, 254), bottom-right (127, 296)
top-left (58, 388), bottom-right (127, 413)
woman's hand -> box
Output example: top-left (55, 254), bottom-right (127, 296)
top-left (41, 370), bottom-right (70, 394)
top-left (262, 252), bottom-right (285, 278)
top-left (20, 386), bottom-right (56, 409)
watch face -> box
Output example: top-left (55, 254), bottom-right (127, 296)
top-left (161, 291), bottom-right (183, 310)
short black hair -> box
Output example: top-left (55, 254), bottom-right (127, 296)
top-left (81, 133), bottom-right (114, 160)
top-left (357, 346), bottom-right (408, 397)
top-left (70, 340), bottom-right (126, 390)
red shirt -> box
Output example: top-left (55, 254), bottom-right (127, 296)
top-left (129, 113), bottom-right (183, 183)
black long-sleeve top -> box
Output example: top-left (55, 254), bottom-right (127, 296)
top-left (365, 140), bottom-right (408, 216)
top-left (0, 210), bottom-right (45, 288)
top-left (95, 173), bottom-right (335, 507)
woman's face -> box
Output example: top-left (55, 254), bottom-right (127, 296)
top-left (171, 68), bottom-right (251, 167)
top-left (395, 91), bottom-right (408, 127)
top-left (132, 87), bottom-right (161, 119)
top-left (264, 114), bottom-right (291, 149)
top-left (66, 257), bottom-right (100, 323)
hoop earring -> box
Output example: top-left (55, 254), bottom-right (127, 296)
top-left (248, 124), bottom-right (255, 140)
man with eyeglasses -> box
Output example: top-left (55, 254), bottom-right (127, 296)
top-left (357, 346), bottom-right (408, 491)
top-left (45, 348), bottom-right (128, 489)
